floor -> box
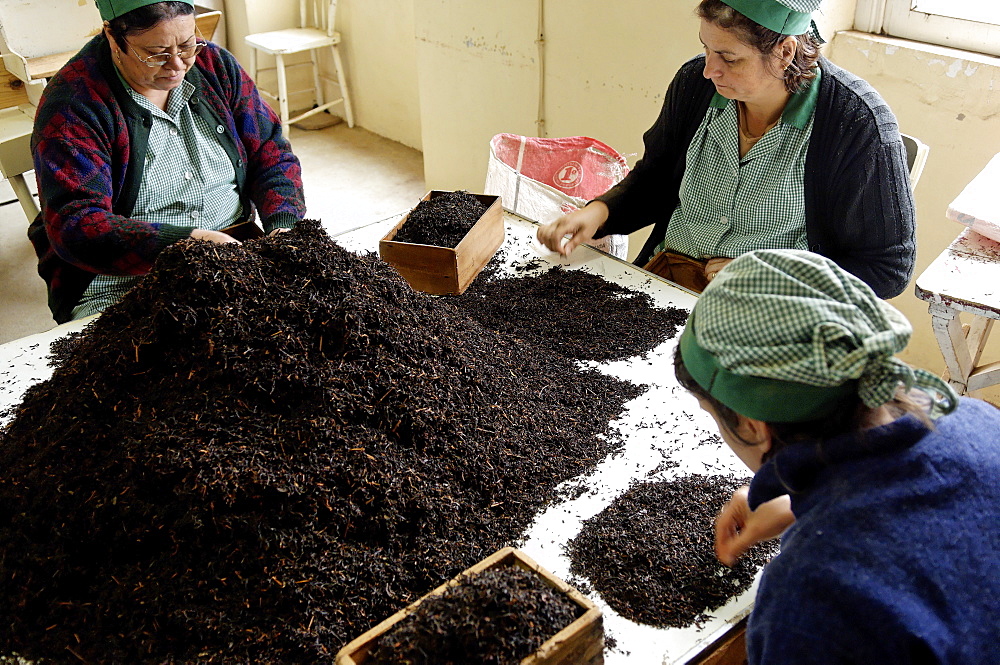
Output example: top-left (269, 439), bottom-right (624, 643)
top-left (0, 122), bottom-right (426, 345)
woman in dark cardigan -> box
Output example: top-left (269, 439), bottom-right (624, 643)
top-left (537, 0), bottom-right (914, 298)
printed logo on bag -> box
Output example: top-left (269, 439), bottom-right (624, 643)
top-left (554, 161), bottom-right (584, 190)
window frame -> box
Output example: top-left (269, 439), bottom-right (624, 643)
top-left (855, 0), bottom-right (1000, 57)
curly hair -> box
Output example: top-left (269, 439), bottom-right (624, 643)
top-left (696, 0), bottom-right (821, 93)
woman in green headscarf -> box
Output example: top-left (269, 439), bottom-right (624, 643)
top-left (674, 249), bottom-right (1000, 664)
top-left (537, 0), bottom-right (915, 299)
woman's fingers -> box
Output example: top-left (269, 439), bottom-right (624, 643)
top-left (705, 257), bottom-right (733, 282)
top-left (535, 202), bottom-right (608, 256)
top-left (189, 228), bottom-right (241, 244)
top-left (714, 488), bottom-right (794, 567)
top-left (715, 488), bottom-right (753, 566)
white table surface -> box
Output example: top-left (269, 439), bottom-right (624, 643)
top-left (914, 227), bottom-right (1000, 318)
top-left (915, 153), bottom-right (1000, 395)
top-left (919, 150), bottom-right (1000, 317)
top-left (0, 213), bottom-right (759, 665)
top-left (335, 211), bottom-right (760, 665)
top-left (947, 152), bottom-right (1000, 243)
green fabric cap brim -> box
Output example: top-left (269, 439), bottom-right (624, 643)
top-left (721, 0), bottom-right (813, 34)
top-left (679, 314), bottom-right (856, 423)
top-left (97, 0), bottom-right (194, 21)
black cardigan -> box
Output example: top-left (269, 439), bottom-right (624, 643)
top-left (596, 55), bottom-right (915, 299)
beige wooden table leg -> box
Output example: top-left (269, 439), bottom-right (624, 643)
top-left (968, 360), bottom-right (1000, 393)
top-left (8, 172), bottom-right (38, 220)
top-left (927, 302), bottom-right (973, 394)
top-left (967, 318), bottom-right (1000, 393)
top-left (965, 317), bottom-right (994, 369)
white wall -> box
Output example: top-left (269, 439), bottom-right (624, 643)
top-left (412, 0), bottom-right (540, 188)
top-left (227, 0), bottom-right (422, 150)
top-left (338, 0), bottom-right (421, 150)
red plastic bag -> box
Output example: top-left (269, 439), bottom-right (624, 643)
top-left (484, 134), bottom-right (630, 258)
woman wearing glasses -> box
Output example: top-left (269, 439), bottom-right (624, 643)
top-left (30, 0), bottom-right (305, 323)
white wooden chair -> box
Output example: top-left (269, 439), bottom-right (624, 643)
top-left (0, 0), bottom-right (103, 104)
top-left (0, 104), bottom-right (38, 222)
top-left (243, 0), bottom-right (354, 139)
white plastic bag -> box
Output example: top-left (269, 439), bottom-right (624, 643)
top-left (484, 134), bottom-right (631, 259)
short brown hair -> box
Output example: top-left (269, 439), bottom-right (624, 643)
top-left (696, 0), bottom-right (821, 93)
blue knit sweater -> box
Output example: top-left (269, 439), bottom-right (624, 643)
top-left (747, 397), bottom-right (1000, 664)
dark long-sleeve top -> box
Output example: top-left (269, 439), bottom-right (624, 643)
top-left (596, 55), bottom-right (916, 299)
top-left (746, 397), bottom-right (1000, 664)
top-left (29, 34), bottom-right (306, 323)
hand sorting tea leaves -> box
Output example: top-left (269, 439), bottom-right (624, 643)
top-left (568, 474), bottom-right (779, 628)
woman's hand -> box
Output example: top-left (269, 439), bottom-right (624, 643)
top-left (536, 201), bottom-right (609, 256)
top-left (715, 487), bottom-right (794, 567)
top-left (705, 257), bottom-right (733, 283)
top-left (190, 229), bottom-right (241, 244)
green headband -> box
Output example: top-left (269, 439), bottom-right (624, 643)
top-left (679, 313), bottom-right (856, 423)
top-left (96, 0), bottom-right (193, 21)
top-left (720, 0), bottom-right (814, 35)
top-left (677, 249), bottom-right (959, 423)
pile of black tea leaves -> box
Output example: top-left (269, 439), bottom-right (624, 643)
top-left (455, 265), bottom-right (688, 362)
top-left (0, 220), bottom-right (645, 664)
top-left (368, 565), bottom-right (582, 665)
top-left (392, 190), bottom-right (487, 247)
top-left (567, 475), bottom-right (780, 628)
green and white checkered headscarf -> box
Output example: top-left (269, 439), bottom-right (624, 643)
top-left (679, 249), bottom-right (958, 422)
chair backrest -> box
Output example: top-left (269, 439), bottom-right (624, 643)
top-left (0, 0), bottom-right (102, 83)
top-left (300, 0), bottom-right (338, 36)
top-left (195, 10), bottom-right (223, 43)
top-left (0, 0), bottom-right (101, 59)
top-left (901, 133), bottom-right (929, 192)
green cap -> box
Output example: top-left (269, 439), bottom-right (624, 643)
top-left (95, 0), bottom-right (193, 21)
top-left (719, 0), bottom-right (820, 35)
top-left (678, 249), bottom-right (958, 423)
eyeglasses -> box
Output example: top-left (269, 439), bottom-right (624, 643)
top-left (125, 40), bottom-right (207, 67)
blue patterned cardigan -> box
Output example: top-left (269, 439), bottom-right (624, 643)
top-left (29, 34), bottom-right (306, 323)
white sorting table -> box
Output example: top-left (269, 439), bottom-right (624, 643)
top-left (0, 212), bottom-right (760, 665)
top-left (334, 211), bottom-right (760, 664)
top-left (914, 153), bottom-right (1000, 396)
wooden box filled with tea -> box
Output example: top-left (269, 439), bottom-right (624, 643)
top-left (335, 546), bottom-right (603, 665)
top-left (378, 190), bottom-right (504, 295)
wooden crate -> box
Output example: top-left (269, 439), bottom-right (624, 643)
top-left (335, 546), bottom-right (604, 665)
top-left (378, 191), bottom-right (504, 295)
